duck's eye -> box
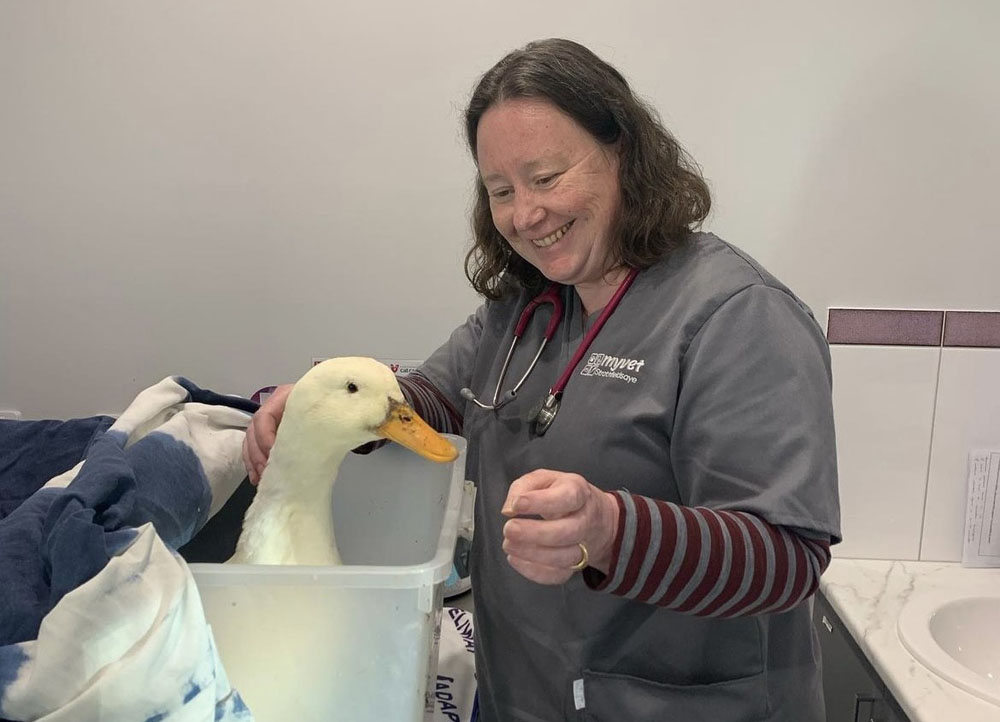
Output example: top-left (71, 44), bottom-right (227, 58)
top-left (347, 382), bottom-right (359, 393)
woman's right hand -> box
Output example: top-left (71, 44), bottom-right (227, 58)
top-left (242, 383), bottom-right (293, 485)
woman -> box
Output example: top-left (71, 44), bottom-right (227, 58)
top-left (244, 38), bottom-right (840, 722)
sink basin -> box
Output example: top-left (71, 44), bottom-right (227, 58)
top-left (898, 591), bottom-right (1000, 706)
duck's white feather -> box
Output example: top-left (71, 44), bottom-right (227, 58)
top-left (229, 357), bottom-right (404, 566)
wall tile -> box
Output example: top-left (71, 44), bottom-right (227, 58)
top-left (942, 311), bottom-right (1000, 348)
top-left (921, 347), bottom-right (1000, 561)
top-left (830, 345), bottom-right (939, 560)
top-left (827, 308), bottom-right (944, 346)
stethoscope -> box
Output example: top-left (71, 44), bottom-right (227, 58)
top-left (460, 267), bottom-right (639, 436)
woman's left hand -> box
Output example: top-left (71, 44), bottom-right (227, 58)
top-left (501, 469), bottom-right (620, 584)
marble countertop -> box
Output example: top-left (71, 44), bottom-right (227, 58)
top-left (820, 559), bottom-right (1000, 722)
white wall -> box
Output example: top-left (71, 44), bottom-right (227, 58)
top-left (2, 0), bottom-right (998, 419)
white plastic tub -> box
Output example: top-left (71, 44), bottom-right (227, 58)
top-left (189, 435), bottom-right (470, 722)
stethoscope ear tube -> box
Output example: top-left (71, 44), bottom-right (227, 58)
top-left (461, 285), bottom-right (563, 411)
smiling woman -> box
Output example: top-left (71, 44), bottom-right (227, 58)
top-left (243, 37), bottom-right (839, 722)
top-left (463, 39), bottom-right (711, 307)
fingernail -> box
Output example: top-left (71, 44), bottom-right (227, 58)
top-left (501, 496), bottom-right (519, 516)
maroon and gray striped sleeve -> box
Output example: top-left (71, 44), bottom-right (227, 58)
top-left (392, 375), bottom-right (829, 617)
top-left (397, 372), bottom-right (464, 435)
top-left (583, 491), bottom-right (831, 617)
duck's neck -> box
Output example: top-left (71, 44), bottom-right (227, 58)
top-left (258, 416), bottom-right (349, 508)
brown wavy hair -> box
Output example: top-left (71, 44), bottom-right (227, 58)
top-left (464, 38), bottom-right (711, 299)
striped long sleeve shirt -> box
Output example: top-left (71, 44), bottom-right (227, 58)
top-left (397, 372), bottom-right (831, 617)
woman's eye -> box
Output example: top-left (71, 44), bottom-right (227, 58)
top-left (537, 173), bottom-right (560, 186)
top-left (489, 188), bottom-right (512, 200)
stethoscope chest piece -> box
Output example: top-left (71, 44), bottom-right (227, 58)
top-left (528, 393), bottom-right (561, 437)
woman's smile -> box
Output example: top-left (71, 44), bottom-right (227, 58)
top-left (530, 220), bottom-right (574, 249)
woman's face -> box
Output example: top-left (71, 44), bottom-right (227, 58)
top-left (476, 98), bottom-right (622, 305)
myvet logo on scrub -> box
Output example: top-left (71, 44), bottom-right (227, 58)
top-left (580, 352), bottom-right (645, 384)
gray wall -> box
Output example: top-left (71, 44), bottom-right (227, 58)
top-left (2, 0), bottom-right (998, 418)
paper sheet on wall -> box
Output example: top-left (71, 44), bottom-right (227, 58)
top-left (963, 449), bottom-right (1000, 567)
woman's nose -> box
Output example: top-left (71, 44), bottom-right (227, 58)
top-left (512, 191), bottom-right (545, 234)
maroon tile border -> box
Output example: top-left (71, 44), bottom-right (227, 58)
top-left (827, 309), bottom-right (944, 346)
top-left (943, 311), bottom-right (1000, 348)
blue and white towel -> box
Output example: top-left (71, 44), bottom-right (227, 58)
top-left (0, 377), bottom-right (255, 722)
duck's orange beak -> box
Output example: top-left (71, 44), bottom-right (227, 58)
top-left (376, 399), bottom-right (459, 463)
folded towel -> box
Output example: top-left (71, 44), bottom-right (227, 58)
top-left (0, 377), bottom-right (255, 721)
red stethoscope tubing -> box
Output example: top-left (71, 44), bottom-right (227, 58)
top-left (550, 267), bottom-right (638, 397)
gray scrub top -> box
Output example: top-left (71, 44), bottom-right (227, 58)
top-left (419, 233), bottom-right (840, 722)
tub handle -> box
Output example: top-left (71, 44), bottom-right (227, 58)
top-left (459, 480), bottom-right (476, 540)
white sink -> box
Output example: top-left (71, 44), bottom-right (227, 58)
top-left (898, 591), bottom-right (1000, 707)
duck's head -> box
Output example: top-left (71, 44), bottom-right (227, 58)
top-left (282, 357), bottom-right (458, 463)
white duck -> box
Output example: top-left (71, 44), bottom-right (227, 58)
top-left (229, 357), bottom-right (458, 565)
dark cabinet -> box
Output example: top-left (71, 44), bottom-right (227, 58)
top-left (814, 592), bottom-right (910, 722)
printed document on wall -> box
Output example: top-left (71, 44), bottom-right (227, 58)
top-left (963, 449), bottom-right (1000, 567)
